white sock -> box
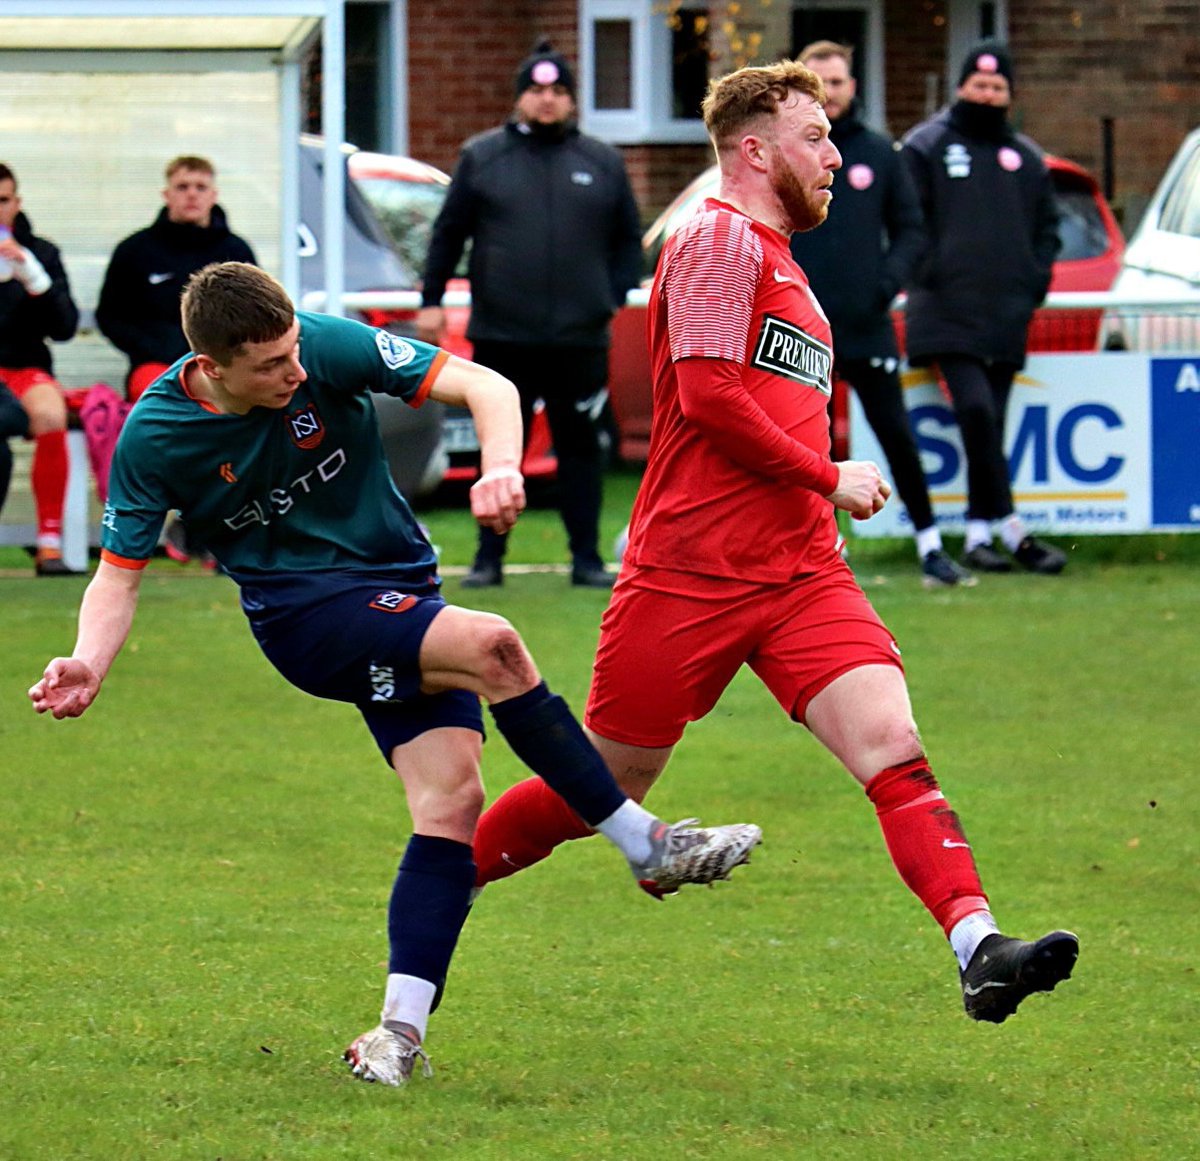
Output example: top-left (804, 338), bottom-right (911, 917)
top-left (964, 520), bottom-right (992, 552)
top-left (594, 798), bottom-right (658, 864)
top-left (381, 973), bottom-right (437, 1043)
top-left (914, 525), bottom-right (943, 559)
top-left (949, 910), bottom-right (1001, 971)
top-left (997, 514), bottom-right (1026, 553)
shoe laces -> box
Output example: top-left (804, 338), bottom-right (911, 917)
top-left (657, 818), bottom-right (706, 855)
top-left (384, 1022), bottom-right (434, 1079)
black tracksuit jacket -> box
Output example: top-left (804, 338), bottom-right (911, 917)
top-left (421, 120), bottom-right (643, 349)
top-left (96, 205), bottom-right (256, 369)
top-left (901, 101), bottom-right (1060, 369)
top-left (0, 212), bottom-right (78, 371)
top-left (790, 105), bottom-right (926, 361)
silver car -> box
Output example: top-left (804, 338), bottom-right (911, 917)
top-left (299, 136), bottom-right (447, 500)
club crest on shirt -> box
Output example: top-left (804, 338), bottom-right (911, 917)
top-left (375, 330), bottom-right (417, 369)
top-left (286, 403), bottom-right (325, 449)
top-left (751, 315), bottom-right (833, 395)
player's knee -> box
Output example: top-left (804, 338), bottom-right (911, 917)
top-left (861, 717), bottom-right (923, 772)
top-left (26, 399), bottom-right (66, 435)
top-left (469, 614), bottom-right (539, 698)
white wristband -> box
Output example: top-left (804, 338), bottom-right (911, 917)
top-left (15, 248), bottom-right (51, 296)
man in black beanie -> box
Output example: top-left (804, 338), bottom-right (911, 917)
top-left (419, 39), bottom-right (643, 589)
top-left (901, 41), bottom-right (1068, 574)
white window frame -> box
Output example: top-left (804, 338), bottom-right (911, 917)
top-left (579, 0), bottom-right (710, 145)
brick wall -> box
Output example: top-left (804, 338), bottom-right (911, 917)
top-left (622, 144), bottom-right (714, 222)
top-left (883, 0), bottom-right (948, 138)
top-left (408, 0), bottom-right (580, 176)
top-left (1009, 0), bottom-right (1200, 217)
top-left (404, 1), bottom-right (1198, 230)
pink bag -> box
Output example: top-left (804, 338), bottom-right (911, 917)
top-left (77, 383), bottom-right (133, 502)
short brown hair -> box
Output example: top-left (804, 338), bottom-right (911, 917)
top-left (702, 60), bottom-right (825, 153)
top-left (181, 262), bottom-right (294, 365)
top-left (799, 40), bottom-right (854, 69)
top-left (0, 162), bottom-right (17, 189)
top-left (165, 155), bottom-right (215, 182)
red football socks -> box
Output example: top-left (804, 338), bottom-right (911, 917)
top-left (865, 758), bottom-right (989, 935)
top-left (32, 430), bottom-right (68, 542)
top-left (473, 776), bottom-right (594, 887)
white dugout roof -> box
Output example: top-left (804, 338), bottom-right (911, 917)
top-left (0, 0), bottom-right (351, 342)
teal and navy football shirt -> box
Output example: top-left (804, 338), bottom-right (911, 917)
top-left (101, 311), bottom-right (447, 585)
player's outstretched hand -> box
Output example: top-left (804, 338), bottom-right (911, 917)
top-left (470, 466), bottom-right (526, 535)
top-left (29, 658), bottom-right (101, 719)
top-left (828, 460), bottom-right (892, 521)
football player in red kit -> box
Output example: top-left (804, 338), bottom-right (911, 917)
top-left (473, 60), bottom-right (1078, 1024)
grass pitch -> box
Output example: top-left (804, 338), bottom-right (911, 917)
top-left (2, 471), bottom-right (1197, 1159)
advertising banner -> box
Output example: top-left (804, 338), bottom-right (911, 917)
top-left (849, 352), bottom-right (1200, 537)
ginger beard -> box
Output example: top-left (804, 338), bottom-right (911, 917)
top-left (769, 143), bottom-right (831, 234)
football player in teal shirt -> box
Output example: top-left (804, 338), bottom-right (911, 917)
top-left (29, 262), bottom-right (760, 1087)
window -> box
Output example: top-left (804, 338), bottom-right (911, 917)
top-left (594, 19), bottom-right (633, 109)
top-left (1160, 146), bottom-right (1200, 240)
top-left (581, 0), bottom-right (710, 144)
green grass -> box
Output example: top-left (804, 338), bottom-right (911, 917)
top-left (2, 473), bottom-right (1198, 1159)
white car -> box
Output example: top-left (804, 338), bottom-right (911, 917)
top-left (1101, 127), bottom-right (1200, 351)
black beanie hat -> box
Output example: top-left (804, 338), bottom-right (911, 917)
top-left (515, 38), bottom-right (576, 98)
top-left (957, 40), bottom-right (1014, 92)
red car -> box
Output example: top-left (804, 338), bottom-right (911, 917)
top-left (608, 154), bottom-right (1125, 463)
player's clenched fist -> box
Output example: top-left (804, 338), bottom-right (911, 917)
top-left (470, 466), bottom-right (526, 534)
top-left (827, 459), bottom-right (892, 521)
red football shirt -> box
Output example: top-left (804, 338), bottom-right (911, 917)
top-left (624, 199), bottom-right (841, 582)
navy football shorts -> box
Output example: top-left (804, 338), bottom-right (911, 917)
top-left (239, 571), bottom-right (483, 763)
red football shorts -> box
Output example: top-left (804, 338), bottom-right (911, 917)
top-left (585, 557), bottom-right (904, 748)
top-left (0, 366), bottom-right (59, 397)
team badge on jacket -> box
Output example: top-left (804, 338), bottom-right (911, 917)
top-left (287, 403), bottom-right (325, 449)
top-left (943, 143), bottom-right (971, 178)
top-left (847, 163), bottom-right (875, 190)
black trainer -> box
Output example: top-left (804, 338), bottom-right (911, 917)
top-left (571, 563), bottom-right (615, 588)
top-left (460, 561), bottom-right (502, 588)
top-left (922, 549), bottom-right (977, 588)
top-left (961, 542), bottom-right (1013, 573)
top-left (961, 930), bottom-right (1079, 1023)
top-left (1012, 536), bottom-right (1068, 575)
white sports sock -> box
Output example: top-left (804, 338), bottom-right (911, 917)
top-left (998, 514), bottom-right (1027, 553)
top-left (915, 525), bottom-right (943, 559)
top-left (381, 973), bottom-right (437, 1043)
top-left (594, 798), bottom-right (658, 864)
top-left (949, 910), bottom-right (1001, 971)
top-left (964, 520), bottom-right (992, 552)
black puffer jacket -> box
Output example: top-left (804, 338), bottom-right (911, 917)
top-left (0, 212), bottom-right (78, 371)
top-left (790, 104), bottom-right (926, 360)
top-left (96, 205), bottom-right (257, 369)
top-left (901, 101), bottom-right (1060, 368)
top-left (422, 120), bottom-right (643, 348)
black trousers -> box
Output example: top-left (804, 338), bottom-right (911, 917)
top-left (936, 354), bottom-right (1018, 522)
top-left (838, 356), bottom-right (935, 533)
top-left (0, 382), bottom-right (31, 516)
top-left (469, 340), bottom-right (609, 567)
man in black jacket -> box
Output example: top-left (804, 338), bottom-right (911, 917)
top-left (97, 155), bottom-right (257, 402)
top-left (901, 42), bottom-right (1066, 574)
top-left (418, 40), bottom-right (643, 588)
top-left (0, 162), bottom-right (81, 575)
top-left (791, 42), bottom-right (971, 588)
top-left (97, 155), bottom-right (257, 564)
